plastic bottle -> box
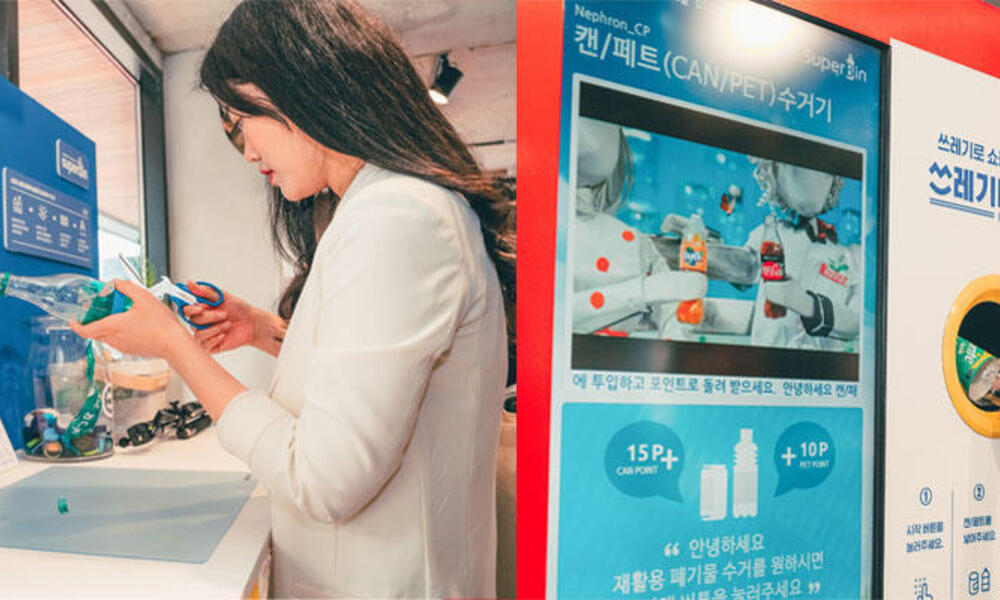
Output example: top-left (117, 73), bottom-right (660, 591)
top-left (957, 336), bottom-right (1000, 408)
top-left (732, 428), bottom-right (758, 518)
top-left (677, 214), bottom-right (708, 324)
top-left (760, 215), bottom-right (787, 319)
top-left (0, 272), bottom-right (132, 325)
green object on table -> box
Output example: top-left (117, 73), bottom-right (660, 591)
top-left (64, 341), bottom-right (102, 441)
top-left (57, 498), bottom-right (68, 514)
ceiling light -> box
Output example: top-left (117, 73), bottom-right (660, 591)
top-left (429, 53), bottom-right (463, 105)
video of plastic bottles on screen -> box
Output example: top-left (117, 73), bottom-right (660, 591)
top-left (572, 116), bottom-right (863, 353)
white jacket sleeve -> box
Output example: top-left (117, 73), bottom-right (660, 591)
top-left (216, 184), bottom-right (468, 524)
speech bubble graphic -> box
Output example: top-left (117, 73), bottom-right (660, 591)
top-left (774, 421), bottom-right (835, 496)
top-left (604, 421), bottom-right (685, 501)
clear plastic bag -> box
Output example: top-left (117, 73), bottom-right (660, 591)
top-left (22, 323), bottom-right (113, 462)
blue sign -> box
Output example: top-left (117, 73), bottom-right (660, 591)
top-left (55, 139), bottom-right (91, 190)
top-left (0, 74), bottom-right (97, 450)
top-left (3, 168), bottom-right (93, 268)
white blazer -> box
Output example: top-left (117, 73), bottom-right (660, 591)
top-left (216, 164), bottom-right (507, 598)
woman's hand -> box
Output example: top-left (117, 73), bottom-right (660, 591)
top-left (69, 279), bottom-right (189, 360)
top-left (71, 279), bottom-right (249, 421)
top-left (182, 282), bottom-right (287, 357)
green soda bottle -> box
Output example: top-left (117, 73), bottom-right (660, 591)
top-left (0, 272), bottom-right (132, 325)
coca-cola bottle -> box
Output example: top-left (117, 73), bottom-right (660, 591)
top-left (759, 215), bottom-right (786, 319)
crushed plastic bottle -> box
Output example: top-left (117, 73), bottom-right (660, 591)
top-left (957, 336), bottom-right (1000, 408)
top-left (0, 272), bottom-right (132, 325)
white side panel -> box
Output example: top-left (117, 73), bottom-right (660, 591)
top-left (885, 40), bottom-right (1000, 599)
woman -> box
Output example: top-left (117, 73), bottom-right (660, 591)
top-left (71, 1), bottom-right (514, 597)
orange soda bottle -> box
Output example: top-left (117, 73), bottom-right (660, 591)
top-left (677, 214), bottom-right (707, 324)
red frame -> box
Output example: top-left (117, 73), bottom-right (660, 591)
top-left (517, 1), bottom-right (563, 597)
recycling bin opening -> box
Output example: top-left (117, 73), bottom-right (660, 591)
top-left (943, 276), bottom-right (1000, 437)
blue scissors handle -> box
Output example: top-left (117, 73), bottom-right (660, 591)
top-left (173, 281), bottom-right (225, 330)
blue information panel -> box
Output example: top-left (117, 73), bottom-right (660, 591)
top-left (0, 73), bottom-right (97, 449)
top-left (549, 1), bottom-right (883, 598)
top-left (3, 168), bottom-right (93, 269)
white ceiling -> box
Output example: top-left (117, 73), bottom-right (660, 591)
top-left (122, 0), bottom-right (515, 56)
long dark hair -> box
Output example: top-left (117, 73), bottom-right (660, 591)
top-left (200, 0), bottom-right (516, 359)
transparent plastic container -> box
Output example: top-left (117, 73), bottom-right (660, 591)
top-left (110, 356), bottom-right (171, 444)
top-left (26, 316), bottom-right (60, 411)
top-left (22, 322), bottom-right (113, 462)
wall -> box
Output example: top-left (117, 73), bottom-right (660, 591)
top-left (162, 48), bottom-right (280, 394)
top-left (412, 41), bottom-right (516, 174)
top-left (19, 0), bottom-right (142, 232)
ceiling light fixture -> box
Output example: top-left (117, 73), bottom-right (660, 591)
top-left (429, 53), bottom-right (463, 105)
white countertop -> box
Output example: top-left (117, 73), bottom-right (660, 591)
top-left (0, 427), bottom-right (271, 598)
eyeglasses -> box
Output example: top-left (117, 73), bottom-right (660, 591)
top-left (218, 105), bottom-right (245, 154)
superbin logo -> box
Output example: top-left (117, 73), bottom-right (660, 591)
top-left (55, 139), bottom-right (91, 190)
top-left (60, 154), bottom-right (88, 183)
top-left (803, 50), bottom-right (867, 83)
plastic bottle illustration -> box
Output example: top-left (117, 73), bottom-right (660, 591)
top-left (677, 213), bottom-right (708, 324)
top-left (760, 215), bottom-right (787, 319)
top-left (700, 464), bottom-right (728, 521)
top-left (732, 428), bottom-right (759, 518)
top-left (0, 273), bottom-right (132, 325)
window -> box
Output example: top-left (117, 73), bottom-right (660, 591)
top-left (15, 0), bottom-right (164, 282)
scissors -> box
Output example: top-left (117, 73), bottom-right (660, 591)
top-left (117, 255), bottom-right (225, 330)
top-left (168, 281), bottom-right (225, 330)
